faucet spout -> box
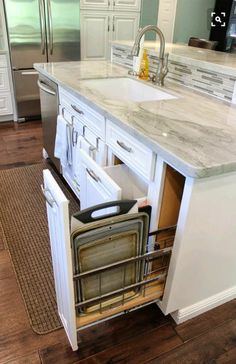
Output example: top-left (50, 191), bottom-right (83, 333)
top-left (131, 25), bottom-right (168, 86)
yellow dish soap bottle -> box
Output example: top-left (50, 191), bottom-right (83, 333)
top-left (139, 48), bottom-right (149, 80)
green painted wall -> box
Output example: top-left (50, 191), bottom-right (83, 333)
top-left (140, 0), bottom-right (159, 40)
top-left (173, 0), bottom-right (216, 44)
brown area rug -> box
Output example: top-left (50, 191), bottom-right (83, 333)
top-left (0, 162), bottom-right (79, 334)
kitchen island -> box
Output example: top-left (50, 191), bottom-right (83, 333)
top-left (35, 56), bottom-right (236, 347)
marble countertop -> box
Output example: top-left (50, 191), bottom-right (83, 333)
top-left (112, 41), bottom-right (236, 77)
top-left (34, 60), bottom-right (236, 178)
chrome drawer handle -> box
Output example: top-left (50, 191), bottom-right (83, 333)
top-left (41, 185), bottom-right (57, 208)
top-left (86, 168), bottom-right (101, 183)
top-left (71, 104), bottom-right (84, 115)
top-left (72, 127), bottom-right (78, 147)
top-left (116, 140), bottom-right (132, 153)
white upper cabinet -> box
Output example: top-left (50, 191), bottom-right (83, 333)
top-left (80, 12), bottom-right (110, 60)
top-left (80, 11), bottom-right (139, 60)
top-left (80, 0), bottom-right (141, 11)
top-left (113, 0), bottom-right (141, 11)
top-left (112, 13), bottom-right (139, 42)
top-left (80, 0), bottom-right (110, 10)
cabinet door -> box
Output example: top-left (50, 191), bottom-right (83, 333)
top-left (0, 68), bottom-right (10, 92)
top-left (112, 13), bottom-right (139, 43)
top-left (113, 0), bottom-right (141, 11)
top-left (43, 169), bottom-right (78, 351)
top-left (80, 149), bottom-right (121, 211)
top-left (0, 93), bottom-right (13, 115)
top-left (80, 12), bottom-right (109, 60)
top-left (80, 0), bottom-right (109, 10)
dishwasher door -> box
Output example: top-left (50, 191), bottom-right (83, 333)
top-left (38, 75), bottom-right (60, 171)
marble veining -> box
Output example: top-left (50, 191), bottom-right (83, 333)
top-left (34, 61), bottom-right (236, 179)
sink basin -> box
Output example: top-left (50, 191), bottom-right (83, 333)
top-left (82, 77), bottom-right (177, 102)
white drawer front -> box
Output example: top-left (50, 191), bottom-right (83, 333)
top-left (0, 92), bottom-right (13, 115)
top-left (0, 55), bottom-right (7, 68)
top-left (106, 120), bottom-right (155, 181)
top-left (0, 68), bottom-right (10, 91)
top-left (59, 88), bottom-right (105, 139)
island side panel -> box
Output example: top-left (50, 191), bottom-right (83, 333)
top-left (159, 171), bottom-right (236, 318)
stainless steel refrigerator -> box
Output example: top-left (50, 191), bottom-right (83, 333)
top-left (4, 0), bottom-right (80, 121)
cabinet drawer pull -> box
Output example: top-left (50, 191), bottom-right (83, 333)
top-left (116, 140), bottom-right (132, 153)
top-left (86, 168), bottom-right (101, 183)
top-left (72, 127), bottom-right (78, 147)
top-left (71, 104), bottom-right (84, 115)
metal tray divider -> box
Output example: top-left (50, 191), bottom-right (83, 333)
top-left (74, 248), bottom-right (172, 311)
top-left (73, 248), bottom-right (171, 281)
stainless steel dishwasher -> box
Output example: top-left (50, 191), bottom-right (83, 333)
top-left (38, 75), bottom-right (60, 172)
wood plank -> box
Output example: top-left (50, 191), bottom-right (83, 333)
top-left (158, 165), bottom-right (185, 229)
top-left (0, 276), bottom-right (67, 363)
top-left (147, 318), bottom-right (236, 364)
top-left (215, 347), bottom-right (236, 363)
top-left (0, 250), bottom-right (14, 279)
top-left (175, 299), bottom-right (236, 342)
top-left (0, 121), bottom-right (43, 169)
top-left (77, 324), bottom-right (182, 364)
top-left (40, 304), bottom-right (171, 363)
top-left (3, 352), bottom-right (41, 364)
top-left (40, 324), bottom-right (182, 364)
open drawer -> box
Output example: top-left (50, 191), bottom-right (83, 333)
top-left (43, 169), bottom-right (172, 351)
top-left (79, 149), bottom-right (148, 212)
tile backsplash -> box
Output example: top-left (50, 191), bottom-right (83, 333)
top-left (111, 45), bottom-right (236, 103)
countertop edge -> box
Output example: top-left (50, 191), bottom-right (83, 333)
top-left (34, 63), bottom-right (236, 180)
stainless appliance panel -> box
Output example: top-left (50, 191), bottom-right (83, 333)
top-left (4, 0), bottom-right (47, 69)
top-left (38, 74), bottom-right (60, 171)
top-left (13, 69), bottom-right (41, 118)
top-left (45, 0), bottom-right (80, 62)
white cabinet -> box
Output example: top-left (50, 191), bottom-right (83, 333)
top-left (80, 11), bottom-right (139, 60)
top-left (80, 150), bottom-right (122, 210)
top-left (112, 13), bottom-right (139, 42)
top-left (0, 55), bottom-right (13, 117)
top-left (80, 0), bottom-right (110, 10)
top-left (80, 148), bottom-right (148, 211)
top-left (80, 0), bottom-right (140, 61)
top-left (80, 0), bottom-right (141, 11)
top-left (43, 169), bottom-right (78, 351)
top-left (106, 120), bottom-right (155, 181)
top-left (80, 12), bottom-right (110, 60)
top-left (58, 88), bottom-right (107, 197)
top-left (113, 0), bottom-right (140, 11)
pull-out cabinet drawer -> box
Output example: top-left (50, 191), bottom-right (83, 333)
top-left (106, 120), bottom-right (156, 181)
top-left (80, 149), bottom-right (148, 211)
top-left (43, 169), bottom-right (172, 352)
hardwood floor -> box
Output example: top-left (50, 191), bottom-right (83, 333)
top-left (1, 120), bottom-right (236, 364)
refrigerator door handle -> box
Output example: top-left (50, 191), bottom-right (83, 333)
top-left (37, 80), bottom-right (56, 96)
top-left (39, 0), bottom-right (46, 55)
top-left (47, 0), bottom-right (54, 55)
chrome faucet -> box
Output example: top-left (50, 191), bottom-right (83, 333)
top-left (131, 25), bottom-right (169, 86)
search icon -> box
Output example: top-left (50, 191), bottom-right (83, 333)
top-left (215, 16), bottom-right (222, 23)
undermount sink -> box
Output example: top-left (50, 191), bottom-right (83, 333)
top-left (82, 77), bottom-right (177, 102)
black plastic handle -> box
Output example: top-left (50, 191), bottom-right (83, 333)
top-left (73, 200), bottom-right (138, 224)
